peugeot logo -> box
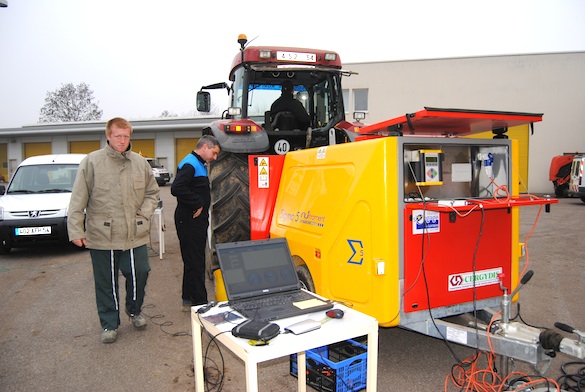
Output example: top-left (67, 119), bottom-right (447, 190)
top-left (28, 211), bottom-right (41, 218)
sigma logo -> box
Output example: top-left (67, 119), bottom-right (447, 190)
top-left (448, 267), bottom-right (502, 291)
top-left (28, 211), bottom-right (41, 218)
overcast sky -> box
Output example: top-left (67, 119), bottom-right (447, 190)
top-left (1, 0), bottom-right (584, 128)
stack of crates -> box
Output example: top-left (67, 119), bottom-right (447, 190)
top-left (290, 338), bottom-right (368, 392)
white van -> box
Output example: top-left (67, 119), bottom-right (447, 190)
top-left (568, 154), bottom-right (585, 203)
top-left (146, 157), bottom-right (171, 186)
top-left (0, 154), bottom-right (86, 254)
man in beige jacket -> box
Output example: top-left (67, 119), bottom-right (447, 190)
top-left (68, 117), bottom-right (160, 344)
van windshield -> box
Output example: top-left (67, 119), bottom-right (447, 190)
top-left (8, 164), bottom-right (80, 194)
top-left (147, 159), bottom-right (163, 169)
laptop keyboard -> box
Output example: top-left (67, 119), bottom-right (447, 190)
top-left (231, 290), bottom-right (317, 311)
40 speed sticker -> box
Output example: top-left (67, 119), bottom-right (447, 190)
top-left (274, 139), bottom-right (290, 155)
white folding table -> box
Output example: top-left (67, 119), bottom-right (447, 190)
top-left (191, 302), bottom-right (379, 392)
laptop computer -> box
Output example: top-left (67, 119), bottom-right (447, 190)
top-left (216, 237), bottom-right (333, 322)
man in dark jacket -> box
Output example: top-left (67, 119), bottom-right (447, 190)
top-left (171, 135), bottom-right (220, 311)
top-left (270, 80), bottom-right (310, 130)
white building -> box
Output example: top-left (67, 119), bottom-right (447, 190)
top-left (342, 51), bottom-right (585, 193)
top-left (1, 51), bottom-right (583, 193)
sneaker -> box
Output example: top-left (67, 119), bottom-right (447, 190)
top-left (125, 310), bottom-right (147, 329)
top-left (101, 329), bottom-right (117, 344)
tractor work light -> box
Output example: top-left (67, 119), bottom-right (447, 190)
top-left (227, 107), bottom-right (241, 116)
top-left (259, 50), bottom-right (271, 59)
top-left (324, 52), bottom-right (337, 61)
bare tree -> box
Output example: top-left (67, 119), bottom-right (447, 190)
top-left (159, 110), bottom-right (178, 118)
top-left (39, 82), bottom-right (103, 123)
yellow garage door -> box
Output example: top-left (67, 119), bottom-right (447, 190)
top-left (0, 143), bottom-right (7, 183)
top-left (24, 142), bottom-right (52, 159)
top-left (465, 124), bottom-right (529, 193)
top-left (132, 139), bottom-right (155, 158)
top-left (70, 141), bottom-right (101, 154)
top-left (175, 138), bottom-right (199, 170)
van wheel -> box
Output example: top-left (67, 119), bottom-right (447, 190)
top-left (554, 183), bottom-right (568, 198)
top-left (0, 243), bottom-right (11, 254)
top-left (581, 197), bottom-right (585, 204)
top-left (296, 264), bottom-right (315, 293)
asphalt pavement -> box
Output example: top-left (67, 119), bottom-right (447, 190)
top-left (0, 185), bottom-right (584, 392)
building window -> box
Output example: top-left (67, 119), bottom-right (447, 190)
top-left (342, 89), bottom-right (350, 113)
top-left (354, 89), bottom-right (368, 112)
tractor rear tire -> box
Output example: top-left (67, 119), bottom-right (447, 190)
top-left (206, 151), bottom-right (251, 276)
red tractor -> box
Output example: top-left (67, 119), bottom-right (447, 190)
top-left (196, 34), bottom-right (360, 272)
top-left (549, 153), bottom-right (578, 197)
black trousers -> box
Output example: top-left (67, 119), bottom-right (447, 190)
top-left (174, 206), bottom-right (208, 306)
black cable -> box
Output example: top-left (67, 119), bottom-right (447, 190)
top-left (141, 303), bottom-right (191, 337)
top-left (202, 328), bottom-right (228, 392)
top-left (420, 200), bottom-right (465, 366)
top-left (512, 302), bottom-right (547, 330)
top-left (140, 304), bottom-right (228, 391)
top-left (469, 201), bottom-right (485, 354)
top-left (557, 361), bottom-right (585, 392)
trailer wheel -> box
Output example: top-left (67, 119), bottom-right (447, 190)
top-left (0, 243), bottom-right (11, 255)
top-left (295, 264), bottom-right (315, 293)
top-left (206, 151), bottom-right (251, 276)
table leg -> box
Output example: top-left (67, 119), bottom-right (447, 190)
top-left (245, 360), bottom-right (259, 392)
top-left (366, 329), bottom-right (378, 391)
top-left (191, 311), bottom-right (205, 392)
top-left (156, 207), bottom-right (165, 260)
top-left (297, 351), bottom-right (307, 392)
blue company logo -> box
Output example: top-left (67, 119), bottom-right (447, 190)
top-left (347, 239), bottom-right (363, 265)
top-left (415, 212), bottom-right (439, 231)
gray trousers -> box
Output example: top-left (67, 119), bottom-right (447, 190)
top-left (89, 246), bottom-right (150, 330)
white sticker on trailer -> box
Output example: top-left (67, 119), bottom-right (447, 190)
top-left (446, 326), bottom-right (467, 345)
top-left (257, 156), bottom-right (269, 189)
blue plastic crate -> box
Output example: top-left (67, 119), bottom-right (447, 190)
top-left (290, 339), bottom-right (367, 392)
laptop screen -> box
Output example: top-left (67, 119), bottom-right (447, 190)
top-left (216, 238), bottom-right (301, 300)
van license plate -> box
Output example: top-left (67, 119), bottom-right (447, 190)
top-left (15, 226), bottom-right (52, 236)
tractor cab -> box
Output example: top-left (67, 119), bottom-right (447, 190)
top-left (197, 35), bottom-right (359, 155)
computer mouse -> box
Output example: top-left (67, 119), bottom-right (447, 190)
top-left (326, 309), bottom-right (344, 319)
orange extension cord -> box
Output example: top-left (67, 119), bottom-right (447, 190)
top-left (444, 179), bottom-right (555, 391)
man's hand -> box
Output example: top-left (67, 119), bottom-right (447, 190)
top-left (71, 238), bottom-right (87, 248)
top-left (193, 207), bottom-right (203, 218)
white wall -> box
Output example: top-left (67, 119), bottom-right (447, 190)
top-left (343, 52), bottom-right (585, 193)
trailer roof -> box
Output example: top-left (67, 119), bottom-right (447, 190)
top-left (358, 107), bottom-right (543, 137)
